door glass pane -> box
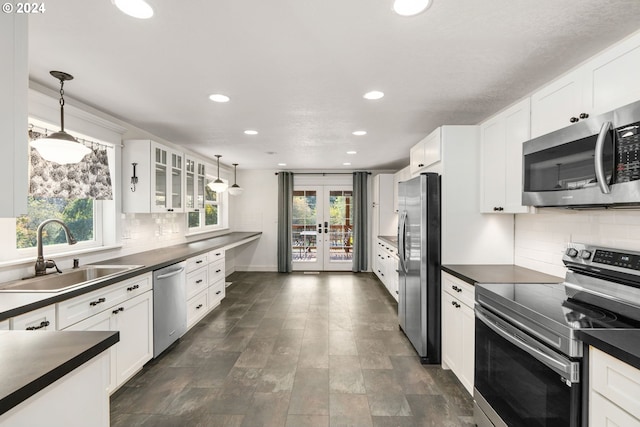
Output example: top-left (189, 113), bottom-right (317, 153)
top-left (155, 164), bottom-right (166, 208)
top-left (328, 190), bottom-right (353, 262)
top-left (292, 190), bottom-right (317, 262)
top-left (186, 169), bottom-right (195, 209)
top-left (172, 167), bottom-right (182, 208)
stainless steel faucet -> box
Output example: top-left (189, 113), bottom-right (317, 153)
top-left (35, 219), bottom-right (77, 276)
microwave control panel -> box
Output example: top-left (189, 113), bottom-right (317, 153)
top-left (616, 123), bottom-right (640, 183)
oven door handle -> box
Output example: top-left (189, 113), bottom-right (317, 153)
top-left (594, 120), bottom-right (612, 194)
top-left (476, 308), bottom-right (579, 383)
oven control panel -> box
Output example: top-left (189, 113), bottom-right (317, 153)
top-left (564, 243), bottom-right (640, 275)
top-left (592, 250), bottom-right (640, 270)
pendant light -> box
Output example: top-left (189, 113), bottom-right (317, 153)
top-left (31, 71), bottom-right (91, 164)
top-left (228, 163), bottom-right (244, 196)
top-left (207, 154), bottom-right (228, 192)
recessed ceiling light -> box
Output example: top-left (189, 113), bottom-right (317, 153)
top-left (392, 0), bottom-right (432, 16)
top-left (278, 163), bottom-right (287, 166)
top-left (113, 0), bottom-right (154, 19)
top-left (363, 90), bottom-right (384, 100)
top-left (209, 94), bottom-right (230, 103)
top-left (352, 131), bottom-right (367, 136)
top-left (244, 130), bottom-right (258, 135)
top-left (347, 151), bottom-right (357, 155)
top-left (343, 162), bottom-right (352, 166)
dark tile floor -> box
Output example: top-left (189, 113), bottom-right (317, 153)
top-left (111, 272), bottom-right (474, 427)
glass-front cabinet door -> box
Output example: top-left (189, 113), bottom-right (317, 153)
top-left (151, 142), bottom-right (184, 212)
top-left (186, 156), bottom-right (206, 227)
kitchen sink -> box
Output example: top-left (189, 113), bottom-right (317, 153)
top-left (0, 265), bottom-right (144, 293)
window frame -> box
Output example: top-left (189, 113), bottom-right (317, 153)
top-left (185, 167), bottom-right (229, 235)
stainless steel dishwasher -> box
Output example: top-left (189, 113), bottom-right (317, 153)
top-left (153, 261), bottom-right (187, 357)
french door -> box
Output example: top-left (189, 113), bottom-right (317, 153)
top-left (292, 186), bottom-right (353, 271)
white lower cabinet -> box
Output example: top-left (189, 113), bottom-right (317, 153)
top-left (0, 320), bottom-right (8, 330)
top-left (0, 352), bottom-right (110, 427)
top-left (11, 305), bottom-right (56, 331)
top-left (64, 290), bottom-right (153, 394)
top-left (374, 239), bottom-right (399, 301)
top-left (589, 346), bottom-right (640, 426)
top-left (441, 272), bottom-right (475, 395)
top-left (187, 289), bottom-right (208, 328)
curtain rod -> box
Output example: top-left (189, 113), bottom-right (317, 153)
top-left (274, 172), bottom-right (371, 175)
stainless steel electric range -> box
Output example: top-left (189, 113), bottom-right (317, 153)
top-left (473, 243), bottom-right (640, 427)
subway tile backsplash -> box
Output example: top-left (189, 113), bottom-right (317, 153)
top-left (515, 209), bottom-right (640, 277)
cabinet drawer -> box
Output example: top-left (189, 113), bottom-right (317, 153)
top-left (590, 389), bottom-right (640, 427)
top-left (591, 346), bottom-right (640, 419)
top-left (57, 273), bottom-right (151, 330)
top-left (187, 290), bottom-right (208, 328)
top-left (11, 305), bottom-right (56, 330)
top-left (0, 320), bottom-right (9, 330)
top-left (208, 279), bottom-right (225, 308)
top-left (208, 259), bottom-right (225, 285)
top-left (186, 267), bottom-right (208, 300)
top-left (442, 272), bottom-right (475, 308)
top-left (186, 253), bottom-right (208, 273)
top-left (208, 248), bottom-right (225, 263)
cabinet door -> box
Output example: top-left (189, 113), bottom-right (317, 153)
top-left (531, 68), bottom-right (586, 138)
top-left (64, 308), bottom-right (117, 393)
top-left (479, 116), bottom-right (506, 213)
top-left (151, 143), bottom-right (169, 212)
top-left (584, 31), bottom-right (640, 115)
top-left (459, 302), bottom-right (475, 395)
top-left (113, 292), bottom-right (153, 387)
top-left (590, 391), bottom-right (640, 427)
top-left (503, 98), bottom-right (531, 213)
top-left (441, 291), bottom-right (461, 373)
top-left (0, 14), bottom-right (28, 218)
top-left (169, 150), bottom-right (184, 212)
top-left (409, 140), bottom-right (426, 177)
top-left (185, 157), bottom-right (196, 210)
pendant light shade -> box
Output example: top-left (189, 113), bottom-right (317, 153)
top-left (228, 163), bottom-right (244, 196)
top-left (207, 154), bottom-right (228, 192)
top-left (31, 71), bottom-right (91, 165)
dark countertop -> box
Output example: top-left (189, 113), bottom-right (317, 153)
top-left (378, 235), bottom-right (398, 249)
top-left (577, 329), bottom-right (640, 371)
top-left (0, 232), bottom-right (261, 321)
top-left (0, 330), bottom-right (119, 416)
top-left (441, 264), bottom-right (563, 285)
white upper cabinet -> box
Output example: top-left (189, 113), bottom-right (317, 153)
top-left (0, 15), bottom-right (28, 217)
top-left (480, 98), bottom-right (531, 213)
top-left (531, 31), bottom-right (640, 138)
top-left (372, 174), bottom-right (396, 238)
top-left (185, 156), bottom-right (206, 212)
top-left (410, 128), bottom-right (441, 176)
top-left (583, 31), bottom-right (640, 116)
top-left (530, 67), bottom-right (586, 139)
top-left (393, 165), bottom-right (411, 213)
top-left (122, 140), bottom-right (185, 213)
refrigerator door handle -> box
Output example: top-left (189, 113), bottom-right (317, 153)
top-left (398, 211), bottom-right (408, 273)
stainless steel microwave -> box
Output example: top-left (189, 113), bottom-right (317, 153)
top-left (522, 100), bottom-right (640, 208)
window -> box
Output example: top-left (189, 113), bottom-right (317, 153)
top-left (16, 197), bottom-right (96, 249)
top-left (0, 115), bottom-right (115, 263)
top-left (187, 172), bottom-right (227, 233)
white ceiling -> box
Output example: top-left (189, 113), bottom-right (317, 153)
top-left (28, 0), bottom-right (640, 171)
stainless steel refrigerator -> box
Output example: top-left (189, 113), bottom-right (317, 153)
top-left (397, 172), bottom-right (441, 364)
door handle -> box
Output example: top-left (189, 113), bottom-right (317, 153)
top-left (594, 121), bottom-right (612, 194)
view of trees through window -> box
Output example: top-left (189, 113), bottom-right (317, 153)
top-left (16, 197), bottom-right (94, 249)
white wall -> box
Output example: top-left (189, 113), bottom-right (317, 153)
top-left (229, 169), bottom-right (279, 271)
top-left (515, 209), bottom-right (640, 277)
